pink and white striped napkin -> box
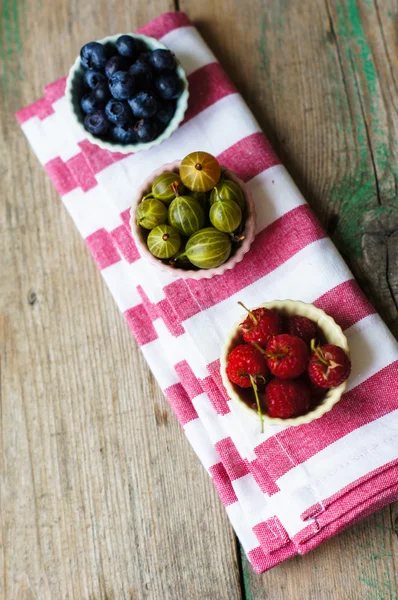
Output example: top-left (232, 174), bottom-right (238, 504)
top-left (17, 11), bottom-right (398, 573)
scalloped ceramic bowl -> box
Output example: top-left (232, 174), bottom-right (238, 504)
top-left (65, 33), bottom-right (189, 154)
top-left (130, 160), bottom-right (256, 280)
top-left (220, 300), bottom-right (350, 427)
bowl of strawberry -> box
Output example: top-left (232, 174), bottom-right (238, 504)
top-left (66, 34), bottom-right (189, 153)
top-left (220, 300), bottom-right (351, 430)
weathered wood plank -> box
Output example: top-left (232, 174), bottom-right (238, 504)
top-left (1, 2), bottom-right (242, 598)
top-left (180, 0), bottom-right (398, 596)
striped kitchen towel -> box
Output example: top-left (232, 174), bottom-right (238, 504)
top-left (17, 11), bottom-right (398, 573)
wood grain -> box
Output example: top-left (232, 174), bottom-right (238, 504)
top-left (180, 0), bottom-right (398, 597)
top-left (2, 0), bottom-right (398, 598)
top-left (1, 2), bottom-right (241, 599)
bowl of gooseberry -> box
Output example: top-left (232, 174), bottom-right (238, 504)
top-left (65, 33), bottom-right (189, 153)
top-left (130, 151), bottom-right (256, 279)
top-left (220, 300), bottom-right (351, 430)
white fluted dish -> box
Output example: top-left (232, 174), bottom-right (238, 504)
top-left (65, 34), bottom-right (189, 154)
top-left (220, 300), bottom-right (350, 427)
top-left (130, 160), bottom-right (256, 280)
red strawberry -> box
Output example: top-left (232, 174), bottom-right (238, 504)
top-left (308, 342), bottom-right (351, 388)
top-left (287, 315), bottom-right (317, 344)
top-left (266, 379), bottom-right (311, 419)
top-left (238, 302), bottom-right (281, 347)
top-left (265, 334), bottom-right (309, 379)
top-left (226, 344), bottom-right (268, 388)
top-left (299, 371), bottom-right (328, 403)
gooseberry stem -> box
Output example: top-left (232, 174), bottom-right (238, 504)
top-left (171, 181), bottom-right (180, 198)
top-left (162, 233), bottom-right (170, 241)
top-left (195, 163), bottom-right (203, 170)
top-left (238, 301), bottom-right (258, 324)
top-left (170, 250), bottom-right (186, 265)
top-left (249, 374), bottom-right (264, 434)
top-left (231, 233), bottom-right (246, 242)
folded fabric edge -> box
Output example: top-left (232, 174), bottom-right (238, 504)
top-left (247, 540), bottom-right (298, 574)
top-left (301, 457), bottom-right (398, 521)
top-left (294, 481), bottom-right (398, 556)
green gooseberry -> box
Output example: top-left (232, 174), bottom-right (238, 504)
top-left (136, 197), bottom-right (168, 230)
top-left (209, 198), bottom-right (242, 233)
top-left (178, 227), bottom-right (231, 269)
top-left (210, 179), bottom-right (246, 212)
top-left (190, 190), bottom-right (210, 204)
top-left (168, 196), bottom-right (206, 236)
top-left (147, 224), bottom-right (181, 259)
top-left (152, 172), bottom-right (185, 204)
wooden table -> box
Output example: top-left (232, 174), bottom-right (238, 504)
top-left (2, 1), bottom-right (398, 598)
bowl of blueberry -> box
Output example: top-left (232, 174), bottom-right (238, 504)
top-left (66, 34), bottom-right (189, 153)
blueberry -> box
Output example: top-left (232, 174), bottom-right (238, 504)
top-left (84, 70), bottom-right (106, 89)
top-left (156, 100), bottom-right (176, 126)
top-left (134, 118), bottom-right (157, 143)
top-left (105, 55), bottom-right (127, 78)
top-left (149, 49), bottom-right (176, 71)
top-left (80, 93), bottom-right (103, 114)
top-left (155, 73), bottom-right (183, 100)
top-left (84, 110), bottom-right (109, 136)
top-left (103, 41), bottom-right (117, 59)
top-left (109, 71), bottom-right (136, 99)
top-left (112, 124), bottom-right (137, 144)
top-left (138, 51), bottom-right (152, 64)
top-left (80, 42), bottom-right (107, 70)
top-left (105, 99), bottom-right (131, 125)
top-left (93, 80), bottom-right (111, 103)
top-left (115, 35), bottom-right (143, 59)
top-left (128, 61), bottom-right (153, 90)
top-left (128, 91), bottom-right (158, 118)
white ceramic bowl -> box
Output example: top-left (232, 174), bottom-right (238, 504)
top-left (65, 33), bottom-right (189, 154)
top-left (130, 160), bottom-right (257, 280)
top-left (220, 300), bottom-right (350, 427)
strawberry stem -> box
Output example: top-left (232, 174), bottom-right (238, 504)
top-left (249, 375), bottom-right (264, 434)
top-left (238, 301), bottom-right (258, 324)
top-left (251, 341), bottom-right (266, 355)
top-left (310, 338), bottom-right (328, 366)
top-left (328, 359), bottom-right (343, 370)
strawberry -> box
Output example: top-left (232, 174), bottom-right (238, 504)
top-left (226, 343), bottom-right (268, 433)
top-left (286, 315), bottom-right (317, 344)
top-left (299, 371), bottom-right (328, 403)
top-left (238, 302), bottom-right (281, 347)
top-left (265, 334), bottom-right (309, 379)
top-left (266, 379), bottom-right (311, 419)
top-left (308, 341), bottom-right (351, 388)
top-left (226, 344), bottom-right (268, 388)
